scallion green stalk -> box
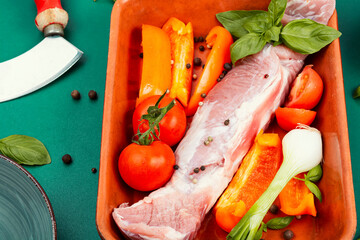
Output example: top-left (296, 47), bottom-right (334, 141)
top-left (227, 126), bottom-right (323, 240)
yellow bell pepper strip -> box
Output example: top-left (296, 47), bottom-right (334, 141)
top-left (186, 26), bottom-right (233, 116)
top-left (162, 17), bottom-right (194, 107)
top-left (279, 173), bottom-right (317, 216)
top-left (214, 131), bottom-right (282, 232)
top-left (136, 24), bottom-right (172, 106)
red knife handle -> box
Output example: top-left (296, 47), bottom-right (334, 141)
top-left (34, 0), bottom-right (68, 34)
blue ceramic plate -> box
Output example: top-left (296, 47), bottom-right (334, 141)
top-left (0, 154), bottom-right (56, 239)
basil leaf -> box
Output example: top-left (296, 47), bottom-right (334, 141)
top-left (264, 25), bottom-right (282, 42)
top-left (306, 164), bottom-right (323, 182)
top-left (0, 135), bottom-right (51, 165)
top-left (281, 19), bottom-right (342, 54)
top-left (254, 222), bottom-right (266, 240)
top-left (268, 0), bottom-right (287, 25)
top-left (266, 216), bottom-right (294, 230)
top-left (243, 13), bottom-right (273, 34)
top-left (230, 33), bottom-right (266, 64)
top-left (216, 10), bottom-right (268, 38)
top-left (305, 180), bottom-right (322, 202)
top-left (353, 86), bottom-right (360, 99)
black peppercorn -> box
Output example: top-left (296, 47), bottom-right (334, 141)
top-left (186, 63), bottom-right (191, 69)
top-left (202, 64), bottom-right (205, 69)
top-left (139, 52), bottom-right (143, 58)
top-left (224, 63), bottom-right (232, 71)
top-left (269, 204), bottom-right (279, 214)
top-left (217, 78), bottom-right (222, 82)
top-left (201, 93), bottom-right (206, 98)
top-left (88, 90), bottom-right (98, 100)
top-left (198, 36), bottom-right (204, 42)
top-left (71, 90), bottom-right (81, 100)
top-left (199, 45), bottom-right (205, 51)
top-left (173, 165), bottom-right (179, 170)
top-left (222, 70), bottom-right (228, 75)
top-left (62, 154), bottom-right (72, 164)
top-left (194, 37), bottom-right (199, 43)
top-left (193, 57), bottom-right (202, 66)
top-left (219, 73), bottom-right (225, 79)
top-left (194, 168), bottom-right (200, 173)
top-left (91, 168), bottom-right (97, 173)
top-left (283, 230), bottom-right (294, 240)
top-left (200, 166), bottom-right (205, 171)
top-left (224, 119), bottom-right (230, 125)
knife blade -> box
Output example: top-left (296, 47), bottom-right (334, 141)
top-left (0, 0), bottom-right (83, 103)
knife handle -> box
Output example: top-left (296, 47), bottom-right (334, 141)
top-left (34, 0), bottom-right (69, 37)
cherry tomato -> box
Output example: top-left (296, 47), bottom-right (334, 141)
top-left (275, 107), bottom-right (316, 131)
top-left (285, 65), bottom-right (323, 110)
top-left (118, 141), bottom-right (175, 191)
top-left (133, 95), bottom-right (187, 146)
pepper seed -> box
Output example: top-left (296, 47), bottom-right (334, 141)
top-left (295, 215), bottom-right (302, 220)
top-left (283, 230), bottom-right (294, 240)
top-left (219, 73), bottom-right (225, 79)
top-left (199, 45), bottom-right (205, 51)
top-left (198, 101), bottom-right (204, 106)
top-left (202, 64), bottom-right (205, 69)
top-left (88, 90), bottom-right (98, 100)
top-left (171, 59), bottom-right (174, 65)
top-left (192, 178), bottom-right (198, 184)
top-left (71, 90), bottom-right (81, 100)
top-left (192, 74), bottom-right (198, 80)
top-left (224, 63), bottom-right (232, 71)
top-left (206, 44), bottom-right (212, 49)
top-left (264, 74), bottom-right (269, 78)
top-left (224, 119), bottom-right (230, 125)
top-left (201, 93), bottom-right (206, 98)
top-left (193, 57), bottom-right (202, 66)
top-left (207, 136), bottom-right (213, 142)
top-left (217, 78), bottom-right (222, 82)
top-left (186, 63), bottom-right (191, 69)
top-left (204, 140), bottom-right (210, 146)
top-left (62, 154), bottom-right (72, 164)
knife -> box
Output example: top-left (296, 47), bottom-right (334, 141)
top-left (0, 0), bottom-right (83, 103)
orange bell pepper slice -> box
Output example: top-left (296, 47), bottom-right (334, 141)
top-left (136, 24), bottom-right (172, 106)
top-left (214, 131), bottom-right (282, 232)
top-left (186, 26), bottom-right (233, 116)
top-left (279, 173), bottom-right (317, 216)
top-left (162, 17), bottom-right (194, 107)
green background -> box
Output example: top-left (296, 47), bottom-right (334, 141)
top-left (0, 0), bottom-right (358, 239)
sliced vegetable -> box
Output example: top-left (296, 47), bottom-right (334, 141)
top-left (228, 126), bottom-right (323, 240)
top-left (275, 107), bottom-right (316, 131)
top-left (285, 65), bottom-right (323, 109)
top-left (118, 141), bottom-right (175, 191)
top-left (133, 94), bottom-right (186, 147)
top-left (279, 173), bottom-right (317, 216)
top-left (186, 26), bottom-right (233, 116)
top-left (136, 25), bottom-right (172, 106)
top-left (162, 17), bottom-right (194, 107)
top-left (214, 131), bottom-right (282, 232)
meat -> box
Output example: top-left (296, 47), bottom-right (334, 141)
top-left (113, 1), bottom-right (336, 239)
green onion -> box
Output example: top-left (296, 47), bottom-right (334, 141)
top-left (227, 125), bottom-right (323, 240)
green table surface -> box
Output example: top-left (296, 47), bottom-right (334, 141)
top-left (0, 0), bottom-right (358, 239)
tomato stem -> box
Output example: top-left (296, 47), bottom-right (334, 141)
top-left (133, 92), bottom-right (175, 146)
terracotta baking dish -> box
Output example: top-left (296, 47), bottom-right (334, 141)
top-left (96, 0), bottom-right (356, 239)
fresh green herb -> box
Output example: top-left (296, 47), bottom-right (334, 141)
top-left (353, 86), bottom-right (360, 99)
top-left (294, 164), bottom-right (323, 202)
top-left (0, 135), bottom-right (51, 165)
top-left (133, 92), bottom-right (175, 145)
top-left (227, 127), bottom-right (323, 240)
top-left (253, 217), bottom-right (294, 239)
top-left (216, 0), bottom-right (341, 64)
top-left (281, 19), bottom-right (341, 54)
top-left (266, 216), bottom-right (294, 230)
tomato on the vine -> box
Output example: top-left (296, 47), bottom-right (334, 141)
top-left (133, 95), bottom-right (187, 146)
top-left (285, 65), bottom-right (323, 110)
top-left (118, 141), bottom-right (175, 191)
top-left (275, 107), bottom-right (317, 131)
